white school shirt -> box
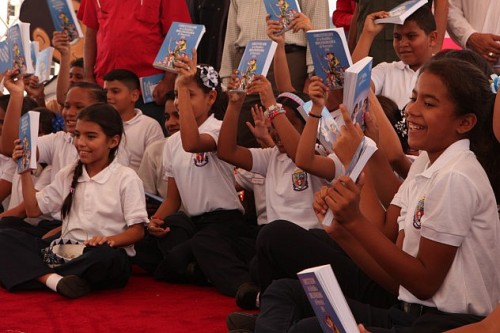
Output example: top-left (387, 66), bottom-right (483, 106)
top-left (0, 154), bottom-right (16, 209)
top-left (235, 168), bottom-right (267, 226)
top-left (137, 138), bottom-right (168, 198)
top-left (163, 114), bottom-right (243, 217)
top-left (36, 159), bottom-right (148, 256)
top-left (37, 131), bottom-right (131, 182)
top-left (122, 109), bottom-right (164, 173)
top-left (391, 140), bottom-right (500, 316)
top-left (250, 147), bottom-right (326, 230)
top-left (371, 61), bottom-right (419, 110)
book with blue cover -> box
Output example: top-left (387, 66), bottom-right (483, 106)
top-left (343, 56), bottom-right (373, 129)
top-left (46, 0), bottom-right (84, 44)
top-left (263, 0), bottom-right (301, 35)
top-left (232, 40), bottom-right (278, 92)
top-left (374, 0), bottom-right (427, 25)
top-left (153, 22), bottom-right (206, 73)
top-left (7, 22), bottom-right (34, 75)
top-left (35, 46), bottom-right (54, 83)
top-left (298, 265), bottom-right (359, 333)
top-left (30, 41), bottom-right (39, 71)
top-left (139, 73), bottom-right (165, 104)
top-left (0, 40), bottom-right (10, 75)
top-left (306, 28), bottom-right (352, 90)
top-left (18, 111), bottom-right (40, 174)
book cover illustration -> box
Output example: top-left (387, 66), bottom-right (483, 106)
top-left (35, 46), bottom-right (54, 83)
top-left (140, 73), bottom-right (165, 104)
top-left (46, 0), bottom-right (84, 44)
top-left (306, 28), bottom-right (352, 90)
top-left (30, 41), bottom-right (39, 71)
top-left (0, 40), bottom-right (10, 74)
top-left (18, 111), bottom-right (40, 174)
top-left (343, 57), bottom-right (373, 129)
top-left (232, 40), bottom-right (278, 92)
top-left (263, 0), bottom-right (301, 35)
top-left (153, 22), bottom-right (206, 73)
top-left (374, 0), bottom-right (427, 25)
top-left (7, 23), bottom-right (34, 75)
top-left (298, 265), bottom-right (359, 333)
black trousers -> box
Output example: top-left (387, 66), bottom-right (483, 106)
top-left (256, 279), bottom-right (484, 333)
top-left (255, 220), bottom-right (396, 308)
top-left (0, 228), bottom-right (130, 292)
top-left (0, 216), bottom-right (61, 238)
top-left (138, 210), bottom-right (256, 297)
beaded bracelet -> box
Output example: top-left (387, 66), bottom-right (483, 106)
top-left (309, 113), bottom-right (322, 119)
top-left (265, 103), bottom-right (286, 122)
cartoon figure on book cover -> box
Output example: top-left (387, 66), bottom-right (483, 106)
top-left (58, 12), bottom-right (79, 41)
top-left (21, 136), bottom-right (30, 171)
top-left (159, 39), bottom-right (187, 69)
top-left (240, 58), bottom-right (257, 90)
top-left (11, 43), bottom-right (27, 73)
top-left (325, 314), bottom-right (341, 333)
top-left (323, 52), bottom-right (346, 89)
top-left (276, 0), bottom-right (295, 31)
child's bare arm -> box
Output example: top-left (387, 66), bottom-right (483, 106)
top-left (0, 70), bottom-right (24, 156)
top-left (351, 11), bottom-right (389, 63)
top-left (432, 0), bottom-right (448, 53)
top-left (86, 223), bottom-right (144, 247)
top-left (266, 16), bottom-right (295, 93)
top-left (53, 31), bottom-right (71, 106)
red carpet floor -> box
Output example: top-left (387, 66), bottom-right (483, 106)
top-left (0, 273), bottom-right (240, 333)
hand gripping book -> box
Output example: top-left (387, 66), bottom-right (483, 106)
top-left (231, 40), bottom-right (278, 92)
top-left (18, 111), bottom-right (40, 174)
top-left (306, 28), bottom-right (352, 90)
top-left (263, 0), bottom-right (301, 35)
top-left (374, 0), bottom-right (428, 25)
top-left (343, 56), bottom-right (373, 129)
top-left (298, 264), bottom-right (360, 333)
top-left (153, 22), bottom-right (206, 73)
top-left (35, 46), bottom-right (55, 83)
top-left (139, 73), bottom-right (165, 104)
top-left (7, 22), bottom-right (34, 75)
top-left (46, 0), bottom-right (84, 44)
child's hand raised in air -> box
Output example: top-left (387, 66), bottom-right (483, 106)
top-left (246, 75), bottom-right (276, 108)
top-left (228, 70), bottom-right (246, 104)
top-left (266, 15), bottom-right (285, 45)
top-left (52, 31), bottom-right (70, 56)
top-left (362, 11), bottom-right (389, 36)
top-left (288, 12), bottom-right (313, 33)
top-left (333, 104), bottom-right (364, 169)
top-left (308, 76), bottom-right (329, 109)
top-left (174, 49), bottom-right (198, 87)
top-left (147, 217), bottom-right (171, 238)
top-left (25, 75), bottom-right (44, 100)
top-left (11, 139), bottom-right (28, 171)
top-left (246, 104), bottom-right (275, 148)
top-left (3, 69), bottom-right (24, 95)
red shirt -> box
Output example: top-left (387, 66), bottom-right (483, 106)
top-left (78, 0), bottom-right (191, 85)
top-left (332, 0), bottom-right (356, 34)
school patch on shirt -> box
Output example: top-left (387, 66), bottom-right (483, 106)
top-left (193, 152), bottom-right (209, 167)
top-left (292, 168), bottom-right (308, 191)
top-left (413, 196), bottom-right (425, 229)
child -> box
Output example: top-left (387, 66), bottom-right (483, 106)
top-left (146, 52), bottom-right (254, 298)
top-left (0, 103), bottom-right (147, 299)
top-left (352, 6), bottom-right (437, 109)
top-left (256, 58), bottom-right (500, 332)
top-left (103, 69), bottom-right (164, 172)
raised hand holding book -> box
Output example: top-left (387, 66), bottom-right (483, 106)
top-left (46, 0), bottom-right (84, 44)
top-left (343, 56), bottom-right (373, 129)
top-left (139, 73), bottom-right (165, 104)
top-left (18, 111), bottom-right (40, 174)
top-left (263, 0), bottom-right (301, 35)
top-left (373, 0), bottom-right (428, 25)
top-left (7, 22), bottom-right (34, 75)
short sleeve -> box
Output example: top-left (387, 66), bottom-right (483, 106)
top-left (371, 62), bottom-right (389, 95)
top-left (250, 147), bottom-right (274, 176)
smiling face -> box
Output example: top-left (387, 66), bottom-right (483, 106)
top-left (393, 21), bottom-right (436, 71)
top-left (73, 119), bottom-right (119, 176)
top-left (164, 99), bottom-right (180, 135)
top-left (405, 72), bottom-right (472, 163)
top-left (62, 87), bottom-right (97, 133)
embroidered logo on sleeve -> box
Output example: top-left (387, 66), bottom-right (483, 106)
top-left (193, 153), bottom-right (209, 167)
top-left (413, 196), bottom-right (425, 229)
top-left (292, 169), bottom-right (308, 191)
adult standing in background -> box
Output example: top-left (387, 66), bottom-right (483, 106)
top-left (447, 0), bottom-right (500, 66)
top-left (332, 0), bottom-right (356, 36)
top-left (77, 0), bottom-right (191, 127)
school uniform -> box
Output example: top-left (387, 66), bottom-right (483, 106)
top-left (235, 168), bottom-right (267, 226)
top-left (0, 159), bottom-right (148, 292)
top-left (154, 114), bottom-right (254, 297)
top-left (122, 109), bottom-right (164, 173)
top-left (137, 138), bottom-right (168, 198)
top-left (0, 154), bottom-right (16, 210)
top-left (371, 61), bottom-right (420, 110)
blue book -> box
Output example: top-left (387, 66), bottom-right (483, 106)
top-left (297, 101), bottom-right (342, 155)
top-left (139, 73), bottom-right (165, 104)
top-left (0, 40), bottom-right (10, 74)
top-left (46, 0), bottom-right (84, 44)
top-left (18, 111), bottom-right (40, 174)
top-left (35, 46), bottom-right (54, 83)
top-left (343, 56), bottom-right (373, 129)
top-left (374, 0), bottom-right (427, 25)
top-left (298, 265), bottom-right (359, 333)
top-left (30, 41), bottom-right (39, 71)
top-left (7, 22), bottom-right (34, 75)
top-left (153, 22), bottom-right (206, 73)
top-left (232, 40), bottom-right (278, 92)
top-left (306, 28), bottom-right (352, 90)
top-left (263, 0), bottom-right (301, 35)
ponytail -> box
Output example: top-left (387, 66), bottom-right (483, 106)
top-left (61, 160), bottom-right (83, 219)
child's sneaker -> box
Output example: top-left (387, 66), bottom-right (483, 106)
top-left (56, 275), bottom-right (91, 299)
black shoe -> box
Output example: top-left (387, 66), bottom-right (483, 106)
top-left (56, 275), bottom-right (91, 299)
top-left (185, 261), bottom-right (211, 286)
top-left (226, 312), bottom-right (257, 332)
top-left (235, 282), bottom-right (260, 310)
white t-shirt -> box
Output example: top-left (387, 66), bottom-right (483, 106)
top-left (137, 138), bottom-right (168, 198)
top-left (163, 114), bottom-right (243, 217)
top-left (36, 159), bottom-right (148, 256)
top-left (371, 61), bottom-right (419, 110)
top-left (392, 140), bottom-right (500, 316)
top-left (250, 147), bottom-right (326, 230)
top-left (235, 168), bottom-right (267, 226)
top-left (0, 154), bottom-right (16, 210)
top-left (123, 109), bottom-right (164, 172)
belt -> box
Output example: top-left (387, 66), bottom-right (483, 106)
top-left (399, 301), bottom-right (439, 317)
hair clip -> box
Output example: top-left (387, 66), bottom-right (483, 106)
top-left (197, 65), bottom-right (219, 90)
top-left (69, 187), bottom-right (75, 194)
top-left (490, 74), bottom-right (499, 94)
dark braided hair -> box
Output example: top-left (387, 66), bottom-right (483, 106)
top-left (60, 103), bottom-right (124, 219)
